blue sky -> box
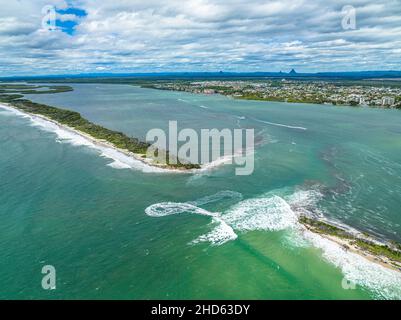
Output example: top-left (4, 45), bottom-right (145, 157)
top-left (55, 7), bottom-right (87, 35)
top-left (0, 0), bottom-right (401, 76)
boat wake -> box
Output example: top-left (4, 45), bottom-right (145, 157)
top-left (145, 191), bottom-right (242, 245)
top-left (145, 189), bottom-right (309, 246)
top-left (253, 117), bottom-right (307, 131)
top-left (145, 188), bottom-right (401, 299)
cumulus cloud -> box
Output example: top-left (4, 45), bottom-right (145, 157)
top-left (0, 0), bottom-right (400, 75)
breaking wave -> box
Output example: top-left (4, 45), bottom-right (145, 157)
top-left (0, 104), bottom-right (172, 173)
top-left (145, 201), bottom-right (237, 245)
top-left (304, 231), bottom-right (401, 300)
top-left (145, 189), bottom-right (303, 246)
top-left (191, 217), bottom-right (238, 246)
top-left (145, 188), bottom-right (401, 299)
top-left (222, 195), bottom-right (298, 232)
top-left (145, 190), bottom-right (243, 245)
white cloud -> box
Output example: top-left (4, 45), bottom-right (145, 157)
top-left (0, 0), bottom-right (400, 75)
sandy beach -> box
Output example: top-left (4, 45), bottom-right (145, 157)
top-left (2, 101), bottom-right (401, 280)
top-left (0, 102), bottom-right (201, 174)
top-left (300, 221), bottom-right (401, 273)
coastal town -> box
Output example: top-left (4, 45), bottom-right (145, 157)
top-left (145, 79), bottom-right (401, 108)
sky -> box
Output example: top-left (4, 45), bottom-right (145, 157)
top-left (0, 0), bottom-right (401, 76)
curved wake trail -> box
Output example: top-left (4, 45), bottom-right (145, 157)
top-left (145, 191), bottom-right (242, 245)
top-left (145, 189), bottom-right (401, 299)
top-left (145, 190), bottom-right (299, 246)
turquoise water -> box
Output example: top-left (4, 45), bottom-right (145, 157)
top-left (1, 84), bottom-right (401, 299)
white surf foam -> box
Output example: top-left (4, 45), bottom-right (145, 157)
top-left (0, 109), bottom-right (19, 117)
top-left (145, 187), bottom-right (401, 298)
top-left (0, 104), bottom-right (174, 173)
top-left (303, 230), bottom-right (401, 300)
top-left (222, 195), bottom-right (298, 232)
top-left (225, 189), bottom-right (401, 299)
top-left (0, 104), bottom-right (31, 119)
top-left (144, 198), bottom-right (237, 246)
top-left (106, 158), bottom-right (133, 169)
top-left (253, 118), bottom-right (307, 131)
top-left (191, 217), bottom-right (238, 246)
top-left (286, 189), bottom-right (324, 218)
top-left (283, 188), bottom-right (401, 299)
top-left (145, 190), bottom-right (299, 246)
top-left (191, 190), bottom-right (243, 206)
top-left (145, 202), bottom-right (217, 217)
top-left (197, 154), bottom-right (236, 171)
top-left (1, 104), bottom-right (239, 174)
top-left (30, 115), bottom-right (94, 147)
top-left (195, 145), bottom-right (256, 174)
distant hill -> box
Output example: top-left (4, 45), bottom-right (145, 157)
top-left (1, 70), bottom-right (401, 81)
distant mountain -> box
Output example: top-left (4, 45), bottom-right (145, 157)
top-left (1, 70), bottom-right (401, 81)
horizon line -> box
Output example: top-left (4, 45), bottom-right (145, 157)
top-left (2, 69), bottom-right (401, 80)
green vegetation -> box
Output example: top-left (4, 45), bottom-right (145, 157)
top-left (13, 99), bottom-right (151, 153)
top-left (0, 84), bottom-right (199, 169)
top-left (1, 92), bottom-right (199, 170)
top-left (300, 215), bottom-right (401, 266)
top-left (0, 84), bottom-right (73, 95)
top-left (299, 216), bottom-right (352, 239)
top-left (0, 84), bottom-right (37, 90)
top-left (0, 94), bottom-right (23, 102)
top-left (237, 93), bottom-right (326, 104)
top-left (4, 78), bottom-right (399, 108)
top-left (133, 79), bottom-right (401, 108)
top-left (354, 239), bottom-right (401, 264)
top-left (395, 96), bottom-right (401, 109)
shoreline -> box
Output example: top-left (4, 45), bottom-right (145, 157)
top-left (2, 101), bottom-right (401, 276)
top-left (0, 102), bottom-right (204, 174)
top-left (142, 85), bottom-right (401, 110)
top-left (299, 216), bottom-right (401, 273)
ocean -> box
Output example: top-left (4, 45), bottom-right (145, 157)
top-left (1, 83), bottom-right (401, 299)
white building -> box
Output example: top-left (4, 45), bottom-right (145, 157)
top-left (382, 96), bottom-right (395, 106)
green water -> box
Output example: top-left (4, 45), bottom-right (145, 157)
top-left (1, 84), bottom-right (401, 299)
